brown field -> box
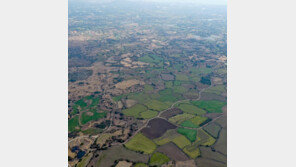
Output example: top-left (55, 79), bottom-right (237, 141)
top-left (92, 145), bottom-right (149, 167)
top-left (156, 142), bottom-right (189, 161)
top-left (203, 123), bottom-right (222, 138)
top-left (175, 160), bottom-right (196, 167)
top-left (161, 74), bottom-right (175, 81)
top-left (200, 92), bottom-right (226, 102)
top-left (115, 79), bottom-right (144, 90)
top-left (195, 157), bottom-right (226, 167)
top-left (199, 146), bottom-right (226, 164)
top-left (160, 108), bottom-right (183, 119)
top-left (213, 128), bottom-right (227, 155)
top-left (141, 118), bottom-right (177, 139)
top-left (115, 161), bottom-right (133, 167)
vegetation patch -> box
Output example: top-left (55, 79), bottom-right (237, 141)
top-left (145, 100), bottom-right (170, 111)
top-left (81, 111), bottom-right (106, 125)
top-left (69, 116), bottom-right (80, 132)
top-left (177, 128), bottom-right (197, 142)
top-left (140, 110), bottom-right (158, 119)
top-left (203, 85), bottom-right (226, 95)
top-left (124, 133), bottom-right (157, 154)
top-left (191, 100), bottom-right (226, 113)
top-left (134, 163), bottom-right (148, 167)
top-left (122, 104), bottom-right (147, 118)
top-left (149, 152), bottom-right (170, 167)
top-left (183, 144), bottom-right (201, 159)
top-left (154, 129), bottom-right (191, 149)
top-left (169, 113), bottom-right (195, 125)
top-left (177, 103), bottom-right (206, 115)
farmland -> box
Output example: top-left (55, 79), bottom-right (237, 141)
top-left (68, 0), bottom-right (227, 166)
top-left (124, 133), bottom-right (157, 154)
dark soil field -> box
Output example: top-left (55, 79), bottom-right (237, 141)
top-left (160, 108), bottom-right (183, 119)
top-left (141, 118), bottom-right (177, 139)
top-left (200, 92), bottom-right (226, 102)
top-left (89, 145), bottom-right (149, 167)
top-left (195, 157), bottom-right (226, 167)
top-left (213, 128), bottom-right (227, 155)
top-left (156, 142), bottom-right (190, 161)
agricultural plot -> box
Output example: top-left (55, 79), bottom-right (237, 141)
top-left (213, 128), bottom-right (227, 155)
top-left (140, 110), bottom-right (158, 119)
top-left (122, 104), bottom-right (147, 118)
top-left (134, 163), bottom-right (148, 167)
top-left (156, 142), bottom-right (189, 161)
top-left (199, 146), bottom-right (227, 164)
top-left (124, 133), bottom-right (157, 154)
top-left (177, 103), bottom-right (206, 115)
top-left (191, 100), bottom-right (226, 113)
top-left (175, 74), bottom-right (189, 81)
top-left (177, 128), bottom-right (197, 142)
top-left (77, 153), bottom-right (93, 167)
top-left (195, 157), bottom-right (226, 167)
top-left (157, 88), bottom-right (182, 102)
top-left (203, 85), bottom-right (226, 95)
top-left (203, 123), bottom-right (222, 138)
top-left (183, 144), bottom-right (201, 159)
top-left (141, 118), bottom-right (177, 139)
top-left (81, 111), bottom-right (106, 125)
top-left (145, 100), bottom-right (170, 111)
top-left (154, 129), bottom-right (191, 149)
top-left (195, 129), bottom-right (216, 146)
top-left (200, 92), bottom-right (227, 102)
top-left (127, 92), bottom-right (151, 104)
top-left (169, 113), bottom-right (195, 125)
top-left (160, 108), bottom-right (183, 119)
top-left (149, 152), bottom-right (170, 167)
top-left (69, 116), bottom-right (80, 132)
top-left (181, 116), bottom-right (209, 128)
top-left (96, 145), bottom-right (149, 167)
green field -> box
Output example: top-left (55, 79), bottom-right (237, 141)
top-left (122, 104), bottom-right (148, 118)
top-left (177, 103), bottom-right (206, 115)
top-left (189, 116), bottom-right (209, 126)
top-left (112, 94), bottom-right (127, 102)
top-left (191, 100), bottom-right (226, 113)
top-left (154, 130), bottom-right (191, 149)
top-left (149, 152), bottom-right (170, 166)
top-left (180, 120), bottom-right (199, 128)
top-left (81, 111), bottom-right (106, 125)
top-left (81, 128), bottom-right (103, 135)
top-left (169, 113), bottom-right (195, 124)
top-left (203, 85), bottom-right (226, 95)
top-left (195, 129), bottom-right (216, 146)
top-left (177, 128), bottom-right (197, 142)
top-left (145, 100), bottom-right (170, 111)
top-left (140, 110), bottom-right (158, 119)
top-left (134, 163), bottom-right (148, 167)
top-left (157, 88), bottom-right (182, 102)
top-left (144, 84), bottom-right (154, 93)
top-left (175, 74), bottom-right (189, 81)
top-left (69, 116), bottom-right (80, 132)
top-left (128, 92), bottom-right (151, 104)
top-left (183, 144), bottom-right (201, 159)
top-left (124, 133), bottom-right (157, 154)
top-left (77, 153), bottom-right (92, 167)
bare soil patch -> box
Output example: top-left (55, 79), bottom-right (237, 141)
top-left (160, 108), bottom-right (183, 119)
top-left (141, 118), bottom-right (177, 139)
top-left (157, 142), bottom-right (189, 161)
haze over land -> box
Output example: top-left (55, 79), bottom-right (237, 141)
top-left (68, 0), bottom-right (227, 166)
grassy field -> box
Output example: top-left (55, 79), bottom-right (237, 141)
top-left (196, 129), bottom-right (216, 146)
top-left (191, 100), bottom-right (226, 113)
top-left (180, 120), bottom-right (199, 128)
top-left (177, 103), bottom-right (207, 115)
top-left (112, 94), bottom-right (127, 102)
top-left (169, 113), bottom-right (195, 125)
top-left (154, 130), bottom-right (191, 149)
top-left (144, 84), bottom-right (154, 93)
top-left (128, 92), bottom-right (151, 104)
top-left (122, 104), bottom-right (147, 118)
top-left (77, 153), bottom-right (92, 167)
top-left (140, 110), bottom-right (158, 119)
top-left (149, 152), bottom-right (170, 166)
top-left (81, 111), bottom-right (106, 125)
top-left (175, 74), bottom-right (189, 81)
top-left (177, 128), bottom-right (197, 142)
top-left (172, 86), bottom-right (188, 94)
top-left (124, 133), bottom-right (157, 154)
top-left (145, 100), bottom-right (170, 111)
top-left (81, 128), bottom-right (103, 135)
top-left (68, 116), bottom-right (80, 132)
top-left (157, 88), bottom-right (182, 102)
top-left (203, 85), bottom-right (226, 95)
top-left (189, 116), bottom-right (209, 126)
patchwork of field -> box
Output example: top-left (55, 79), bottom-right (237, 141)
top-left (94, 145), bottom-right (149, 167)
top-left (149, 152), bottom-right (170, 166)
top-left (160, 108), bottom-right (183, 119)
top-left (141, 118), bottom-right (177, 139)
